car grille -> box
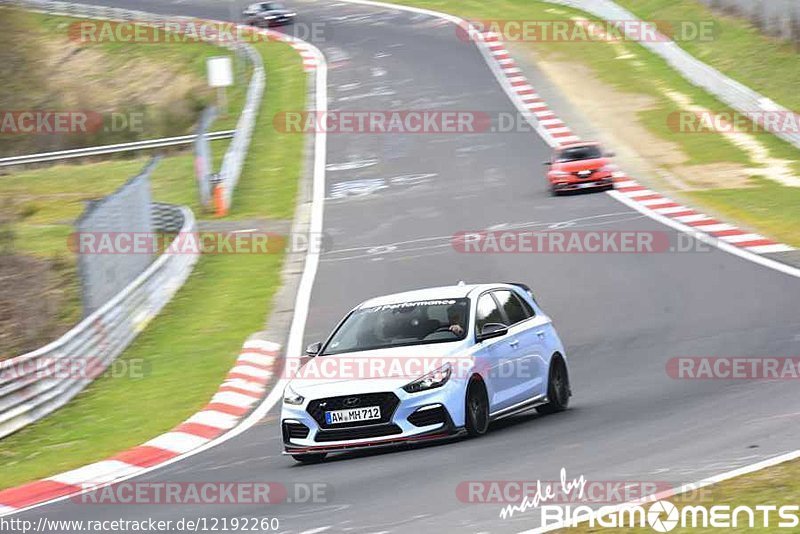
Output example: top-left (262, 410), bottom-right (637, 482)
top-left (407, 405), bottom-right (447, 427)
top-left (282, 421), bottom-right (310, 440)
top-left (572, 170), bottom-right (595, 179)
top-left (307, 392), bottom-right (400, 429)
top-left (315, 423), bottom-right (403, 443)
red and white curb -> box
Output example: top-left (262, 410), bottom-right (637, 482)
top-left (473, 29), bottom-right (794, 256)
top-left (247, 26), bottom-right (320, 71)
top-left (289, 42), bottom-right (321, 71)
top-left (611, 177), bottom-right (793, 254)
top-left (479, 31), bottom-right (580, 147)
top-left (0, 339), bottom-right (279, 512)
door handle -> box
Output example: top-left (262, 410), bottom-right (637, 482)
top-left (509, 340), bottom-right (520, 348)
top-left (536, 331), bottom-right (546, 339)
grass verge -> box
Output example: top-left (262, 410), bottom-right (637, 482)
top-left (0, 11), bottom-right (250, 347)
top-left (0, 33), bottom-right (306, 487)
top-left (561, 458), bottom-right (800, 533)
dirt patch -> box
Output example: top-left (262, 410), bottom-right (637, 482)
top-left (518, 51), bottom-right (755, 190)
top-left (41, 37), bottom-right (202, 113)
top-left (1, 9), bottom-right (210, 156)
top-left (0, 252), bottom-right (71, 360)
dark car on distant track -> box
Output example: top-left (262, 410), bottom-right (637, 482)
top-left (243, 2), bottom-right (296, 27)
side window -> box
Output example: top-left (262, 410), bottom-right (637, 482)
top-left (493, 290), bottom-right (531, 326)
top-left (475, 294), bottom-right (504, 331)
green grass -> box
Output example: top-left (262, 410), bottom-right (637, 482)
top-left (561, 458), bottom-right (800, 533)
top-left (688, 178), bottom-right (800, 248)
top-left (0, 14), bottom-right (261, 327)
top-left (1, 10), bottom-right (250, 153)
top-left (616, 0), bottom-right (800, 111)
top-left (0, 35), bottom-right (305, 489)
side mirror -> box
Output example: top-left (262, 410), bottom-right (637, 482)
top-left (605, 151), bottom-right (615, 158)
top-left (543, 161), bottom-right (552, 166)
top-left (305, 342), bottom-right (322, 356)
top-left (477, 323), bottom-right (508, 341)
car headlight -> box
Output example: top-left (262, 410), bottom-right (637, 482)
top-left (403, 363), bottom-right (452, 393)
top-left (550, 170), bottom-right (570, 176)
top-left (283, 384), bottom-right (304, 405)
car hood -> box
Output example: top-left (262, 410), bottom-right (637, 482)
top-left (286, 343), bottom-right (469, 397)
top-left (263, 9), bottom-right (293, 16)
top-left (551, 157), bottom-right (608, 172)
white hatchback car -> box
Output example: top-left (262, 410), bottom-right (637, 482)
top-left (281, 283), bottom-right (571, 462)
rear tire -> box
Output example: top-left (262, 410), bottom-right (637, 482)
top-left (292, 453), bottom-right (327, 464)
top-left (465, 378), bottom-right (490, 436)
top-left (537, 356), bottom-right (570, 415)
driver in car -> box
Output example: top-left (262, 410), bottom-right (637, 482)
top-left (446, 304), bottom-right (465, 336)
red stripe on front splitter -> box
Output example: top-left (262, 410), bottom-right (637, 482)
top-left (0, 480), bottom-right (78, 509)
top-left (286, 432), bottom-right (453, 454)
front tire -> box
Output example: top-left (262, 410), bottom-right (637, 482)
top-left (292, 453), bottom-right (327, 463)
top-left (537, 356), bottom-right (570, 415)
top-left (465, 377), bottom-right (490, 436)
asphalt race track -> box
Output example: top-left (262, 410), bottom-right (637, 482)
top-left (13, 0), bottom-right (800, 532)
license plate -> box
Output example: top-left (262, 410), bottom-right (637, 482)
top-left (325, 406), bottom-right (381, 425)
top-left (576, 182), bottom-right (597, 189)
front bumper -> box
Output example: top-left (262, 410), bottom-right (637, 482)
top-left (263, 15), bottom-right (294, 26)
top-left (552, 176), bottom-right (614, 192)
top-left (281, 382), bottom-right (462, 455)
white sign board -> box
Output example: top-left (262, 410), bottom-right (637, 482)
top-left (207, 56), bottom-right (233, 88)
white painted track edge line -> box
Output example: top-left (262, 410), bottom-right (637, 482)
top-left (521, 448), bottom-right (800, 533)
top-left (611, 191), bottom-right (800, 280)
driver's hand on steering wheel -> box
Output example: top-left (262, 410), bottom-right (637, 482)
top-left (448, 324), bottom-right (464, 336)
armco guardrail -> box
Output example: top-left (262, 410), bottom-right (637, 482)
top-left (0, 131), bottom-right (234, 168)
top-left (0, 204), bottom-right (199, 439)
top-left (542, 0), bottom-right (800, 150)
top-left (0, 0), bottom-right (263, 438)
top-left (216, 44), bottom-right (265, 215)
top-left (5, 0), bottom-right (266, 213)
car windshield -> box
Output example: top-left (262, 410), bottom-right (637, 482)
top-left (261, 2), bottom-right (285, 10)
top-left (322, 298), bottom-right (470, 355)
top-left (555, 145), bottom-right (603, 162)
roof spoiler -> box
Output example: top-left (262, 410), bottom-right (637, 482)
top-left (505, 282), bottom-right (538, 305)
